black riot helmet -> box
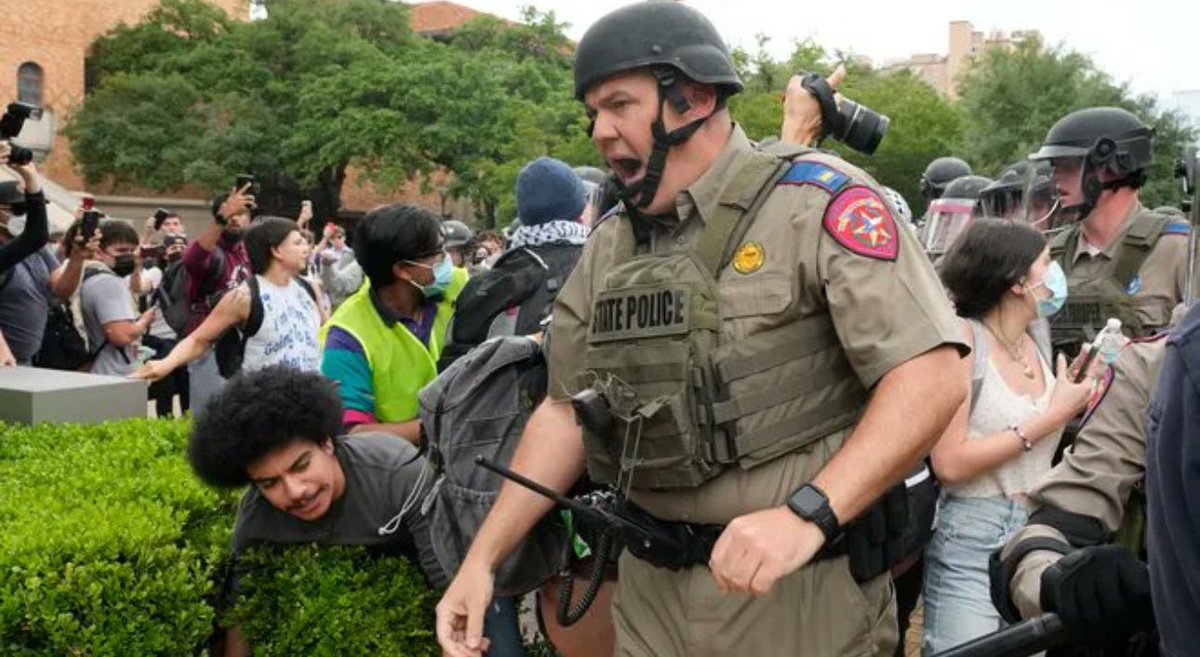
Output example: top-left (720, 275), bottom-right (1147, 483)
top-left (573, 2), bottom-right (742, 101)
top-left (573, 2), bottom-right (742, 211)
top-left (979, 161), bottom-right (1056, 222)
top-left (441, 220), bottom-right (475, 249)
top-left (941, 175), bottom-right (993, 201)
top-left (919, 157), bottom-right (973, 201)
top-left (1030, 107), bottom-right (1154, 219)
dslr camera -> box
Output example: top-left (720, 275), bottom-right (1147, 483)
top-left (797, 72), bottom-right (889, 155)
top-left (0, 102), bottom-right (43, 166)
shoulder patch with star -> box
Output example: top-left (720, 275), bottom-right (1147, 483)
top-left (822, 185), bottom-right (899, 261)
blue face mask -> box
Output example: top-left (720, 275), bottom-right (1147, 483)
top-left (405, 255), bottom-right (454, 299)
top-left (1030, 261), bottom-right (1068, 317)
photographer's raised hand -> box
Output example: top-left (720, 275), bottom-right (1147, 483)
top-left (781, 65), bottom-right (845, 147)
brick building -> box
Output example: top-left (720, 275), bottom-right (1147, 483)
top-left (0, 0), bottom-right (251, 189)
top-left (0, 0), bottom-right (492, 228)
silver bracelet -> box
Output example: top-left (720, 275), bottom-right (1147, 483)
top-left (1009, 425), bottom-right (1032, 452)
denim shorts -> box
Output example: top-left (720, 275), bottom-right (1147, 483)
top-left (921, 495), bottom-right (1029, 656)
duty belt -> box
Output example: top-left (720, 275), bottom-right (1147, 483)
top-left (626, 483), bottom-right (909, 583)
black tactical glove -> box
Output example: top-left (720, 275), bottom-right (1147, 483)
top-left (1040, 545), bottom-right (1155, 646)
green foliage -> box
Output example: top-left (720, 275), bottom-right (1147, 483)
top-left (227, 546), bottom-right (440, 656)
top-left (71, 0), bottom-right (1196, 224)
top-left (0, 419), bottom-right (445, 656)
top-left (958, 40), bottom-right (1197, 208)
top-left (70, 0), bottom-right (590, 227)
top-left (732, 40), bottom-right (964, 211)
top-left (0, 419), bottom-right (237, 655)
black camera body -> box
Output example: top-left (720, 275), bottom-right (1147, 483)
top-left (0, 102), bottom-right (44, 166)
top-left (798, 72), bottom-right (889, 155)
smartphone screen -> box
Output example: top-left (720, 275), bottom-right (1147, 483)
top-left (81, 211), bottom-right (101, 238)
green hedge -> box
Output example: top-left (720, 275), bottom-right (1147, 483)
top-left (228, 546), bottom-right (439, 656)
top-left (0, 419), bottom-right (440, 656)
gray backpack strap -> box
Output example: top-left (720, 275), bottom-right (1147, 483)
top-left (966, 318), bottom-right (989, 415)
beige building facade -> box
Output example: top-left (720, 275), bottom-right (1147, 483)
top-left (884, 21), bottom-right (1041, 98)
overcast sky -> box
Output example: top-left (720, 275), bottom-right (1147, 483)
top-left (442, 0), bottom-right (1200, 113)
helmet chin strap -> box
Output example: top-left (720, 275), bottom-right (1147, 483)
top-left (614, 68), bottom-right (713, 215)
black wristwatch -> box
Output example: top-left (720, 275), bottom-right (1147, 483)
top-left (786, 483), bottom-right (841, 543)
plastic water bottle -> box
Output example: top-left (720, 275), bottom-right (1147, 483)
top-left (1093, 318), bottom-right (1125, 366)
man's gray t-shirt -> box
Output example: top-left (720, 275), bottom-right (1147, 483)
top-left (0, 246), bottom-right (57, 364)
top-left (230, 433), bottom-right (447, 589)
top-left (80, 269), bottom-right (137, 376)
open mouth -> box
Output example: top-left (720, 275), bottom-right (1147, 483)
top-left (610, 157), bottom-right (645, 187)
top-left (291, 492), bottom-right (322, 517)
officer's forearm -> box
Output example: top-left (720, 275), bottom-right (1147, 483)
top-left (813, 345), bottom-right (965, 525)
top-left (466, 398), bottom-right (586, 572)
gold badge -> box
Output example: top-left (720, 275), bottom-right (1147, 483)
top-left (732, 241), bottom-right (766, 274)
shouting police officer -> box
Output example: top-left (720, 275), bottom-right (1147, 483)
top-left (1031, 107), bottom-right (1195, 354)
top-left (435, 4), bottom-right (967, 656)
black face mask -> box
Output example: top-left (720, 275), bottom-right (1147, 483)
top-left (221, 229), bottom-right (244, 246)
top-left (111, 255), bottom-right (136, 277)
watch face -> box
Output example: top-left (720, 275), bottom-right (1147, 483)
top-left (791, 486), bottom-right (826, 515)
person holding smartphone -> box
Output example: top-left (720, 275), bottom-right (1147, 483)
top-left (0, 143), bottom-right (99, 366)
top-left (127, 234), bottom-right (191, 417)
top-left (181, 179), bottom-right (256, 410)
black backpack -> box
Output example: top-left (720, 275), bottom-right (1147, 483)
top-left (34, 268), bottom-right (119, 371)
top-left (214, 275), bottom-right (318, 378)
top-left (159, 249), bottom-right (236, 338)
top-left (420, 336), bottom-right (569, 596)
top-left (437, 244), bottom-right (582, 372)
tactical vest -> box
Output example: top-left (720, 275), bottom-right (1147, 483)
top-left (579, 149), bottom-right (870, 490)
top-left (1048, 211), bottom-right (1173, 353)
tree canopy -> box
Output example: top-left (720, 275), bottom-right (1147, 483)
top-left (68, 1), bottom-right (1195, 226)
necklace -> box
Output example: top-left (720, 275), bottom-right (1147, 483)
top-left (983, 322), bottom-right (1035, 380)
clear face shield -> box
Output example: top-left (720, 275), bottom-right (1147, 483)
top-left (579, 180), bottom-right (603, 228)
top-left (920, 198), bottom-right (979, 257)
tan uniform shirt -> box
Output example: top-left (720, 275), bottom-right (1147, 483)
top-left (548, 125), bottom-right (964, 657)
top-left (1001, 336), bottom-right (1166, 619)
top-left (1060, 203), bottom-right (1195, 332)
top-left (548, 125), bottom-right (964, 524)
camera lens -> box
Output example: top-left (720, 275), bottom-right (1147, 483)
top-left (835, 99), bottom-right (889, 156)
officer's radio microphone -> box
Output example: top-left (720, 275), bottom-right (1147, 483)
top-left (930, 613), bottom-right (1065, 657)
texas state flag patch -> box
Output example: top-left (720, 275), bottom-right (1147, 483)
top-left (823, 186), bottom-right (899, 261)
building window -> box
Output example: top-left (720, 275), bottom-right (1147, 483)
top-left (17, 62), bottom-right (44, 107)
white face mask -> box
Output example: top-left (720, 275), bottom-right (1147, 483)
top-left (3, 214), bottom-right (26, 237)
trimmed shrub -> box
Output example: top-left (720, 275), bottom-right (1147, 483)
top-left (227, 546), bottom-right (439, 656)
top-left (0, 419), bottom-right (440, 656)
top-left (0, 419), bottom-right (235, 655)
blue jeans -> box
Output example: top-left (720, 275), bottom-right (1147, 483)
top-left (483, 595), bottom-right (529, 657)
top-left (921, 495), bottom-right (1028, 656)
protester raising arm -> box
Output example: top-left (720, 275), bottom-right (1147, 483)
top-left (131, 282), bottom-right (250, 382)
top-left (0, 142), bottom-right (49, 272)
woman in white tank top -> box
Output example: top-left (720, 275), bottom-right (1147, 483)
top-left (132, 218), bottom-right (327, 385)
top-left (921, 219), bottom-right (1104, 654)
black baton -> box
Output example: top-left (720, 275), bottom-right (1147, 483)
top-left (931, 613), bottom-right (1066, 657)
